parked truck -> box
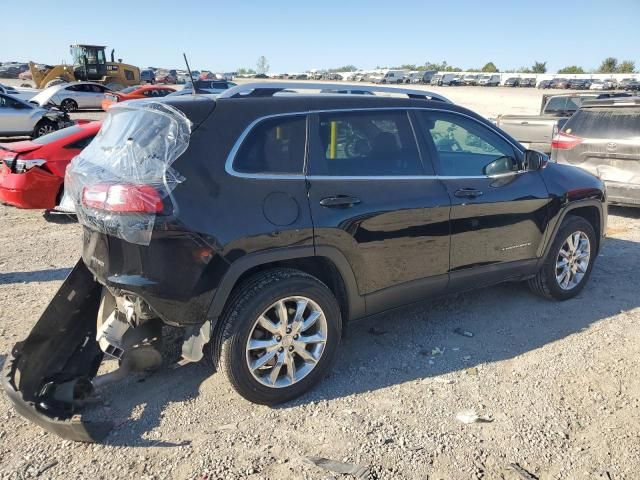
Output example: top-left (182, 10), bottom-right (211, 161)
top-left (496, 93), bottom-right (610, 153)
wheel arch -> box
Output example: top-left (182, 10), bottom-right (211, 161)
top-left (541, 200), bottom-right (604, 260)
top-left (206, 246), bottom-right (365, 327)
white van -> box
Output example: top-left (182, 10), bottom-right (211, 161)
top-left (372, 70), bottom-right (407, 84)
top-left (477, 74), bottom-right (501, 86)
top-left (430, 73), bottom-right (458, 86)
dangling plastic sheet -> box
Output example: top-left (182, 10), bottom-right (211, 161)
top-left (65, 100), bottom-right (191, 245)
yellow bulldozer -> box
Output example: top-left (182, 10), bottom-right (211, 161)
top-left (29, 44), bottom-right (140, 90)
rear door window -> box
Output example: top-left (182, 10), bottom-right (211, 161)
top-left (310, 110), bottom-right (423, 176)
top-left (233, 115), bottom-right (306, 174)
top-left (563, 107), bottom-right (640, 138)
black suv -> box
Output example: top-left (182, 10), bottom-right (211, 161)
top-left (3, 83), bottom-right (607, 442)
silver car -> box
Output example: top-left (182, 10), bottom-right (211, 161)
top-left (0, 93), bottom-right (73, 138)
top-left (30, 82), bottom-right (111, 112)
top-left (552, 97), bottom-right (640, 206)
top-left (0, 83), bottom-right (39, 101)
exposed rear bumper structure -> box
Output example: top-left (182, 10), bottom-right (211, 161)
top-left (1, 260), bottom-right (112, 442)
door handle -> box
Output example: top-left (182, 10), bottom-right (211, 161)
top-left (319, 195), bottom-right (361, 208)
top-left (520, 121), bottom-right (529, 125)
top-left (454, 188), bottom-right (484, 199)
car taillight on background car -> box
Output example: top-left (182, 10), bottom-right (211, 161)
top-left (13, 159), bottom-right (46, 173)
top-left (551, 132), bottom-right (583, 151)
top-left (82, 184), bottom-right (164, 213)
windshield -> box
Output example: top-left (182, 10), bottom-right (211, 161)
top-left (119, 86), bottom-right (138, 94)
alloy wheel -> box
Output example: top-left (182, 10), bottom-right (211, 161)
top-left (246, 296), bottom-right (327, 388)
top-left (61, 99), bottom-right (77, 112)
top-left (37, 124), bottom-right (54, 137)
top-left (555, 231), bottom-right (591, 290)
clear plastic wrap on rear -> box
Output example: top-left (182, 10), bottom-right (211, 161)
top-left (65, 100), bottom-right (192, 245)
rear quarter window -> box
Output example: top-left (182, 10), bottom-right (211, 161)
top-left (233, 115), bottom-right (306, 174)
top-left (563, 107), bottom-right (640, 138)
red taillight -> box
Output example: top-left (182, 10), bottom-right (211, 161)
top-left (82, 183), bottom-right (163, 213)
top-left (551, 132), bottom-right (583, 151)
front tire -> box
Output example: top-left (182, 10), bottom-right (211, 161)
top-left (214, 269), bottom-right (342, 405)
top-left (528, 216), bottom-right (597, 300)
top-left (32, 119), bottom-right (56, 138)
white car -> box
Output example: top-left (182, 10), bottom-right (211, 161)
top-left (589, 79), bottom-right (615, 90)
top-left (0, 83), bottom-right (39, 101)
top-left (0, 93), bottom-right (73, 138)
top-left (30, 82), bottom-right (111, 112)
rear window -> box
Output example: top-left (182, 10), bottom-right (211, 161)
top-left (32, 126), bottom-right (82, 144)
top-left (563, 107), bottom-right (640, 138)
top-left (234, 115), bottom-right (306, 174)
top-left (544, 96), bottom-right (584, 114)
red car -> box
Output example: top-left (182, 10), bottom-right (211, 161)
top-left (0, 121), bottom-right (101, 209)
top-left (199, 71), bottom-right (217, 80)
top-left (101, 85), bottom-right (176, 110)
top-left (156, 70), bottom-right (178, 84)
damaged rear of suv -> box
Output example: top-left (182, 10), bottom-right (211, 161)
top-left (3, 95), bottom-right (215, 441)
top-left (3, 83), bottom-right (606, 442)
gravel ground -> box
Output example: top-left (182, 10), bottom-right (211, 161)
top-left (1, 86), bottom-right (640, 479)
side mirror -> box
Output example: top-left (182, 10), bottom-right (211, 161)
top-left (524, 150), bottom-right (548, 171)
top-left (483, 156), bottom-right (519, 176)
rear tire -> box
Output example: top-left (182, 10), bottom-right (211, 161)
top-left (213, 269), bottom-right (342, 405)
top-left (60, 98), bottom-right (78, 112)
top-left (528, 216), bottom-right (597, 300)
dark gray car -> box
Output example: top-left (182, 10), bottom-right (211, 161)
top-left (552, 97), bottom-right (640, 206)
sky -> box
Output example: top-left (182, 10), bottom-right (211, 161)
top-left (3, 0), bottom-right (639, 74)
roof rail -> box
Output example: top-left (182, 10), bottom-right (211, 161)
top-left (217, 82), bottom-right (451, 103)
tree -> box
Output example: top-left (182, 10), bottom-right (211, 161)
top-left (237, 67), bottom-right (256, 75)
top-left (424, 60), bottom-right (461, 72)
top-left (256, 56), bottom-right (270, 74)
top-left (598, 57), bottom-right (618, 73)
top-left (394, 64), bottom-right (419, 71)
top-left (618, 60), bottom-right (636, 73)
top-left (557, 65), bottom-right (585, 74)
top-left (329, 65), bottom-right (357, 72)
top-left (531, 61), bottom-right (547, 73)
top-left (481, 62), bottom-right (499, 73)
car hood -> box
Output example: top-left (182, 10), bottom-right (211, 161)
top-left (30, 90), bottom-right (54, 106)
